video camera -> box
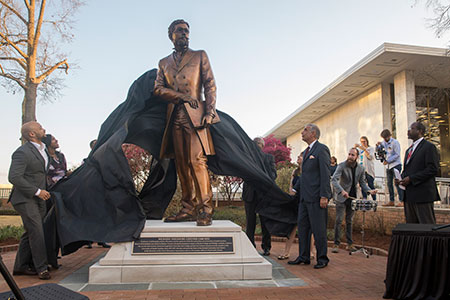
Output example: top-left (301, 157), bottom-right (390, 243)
top-left (375, 145), bottom-right (386, 163)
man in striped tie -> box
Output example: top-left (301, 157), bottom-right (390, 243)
top-left (396, 122), bottom-right (439, 224)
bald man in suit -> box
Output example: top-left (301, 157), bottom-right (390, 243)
top-left (9, 121), bottom-right (51, 280)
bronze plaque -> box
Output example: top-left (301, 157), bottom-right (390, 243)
top-left (132, 236), bottom-right (234, 255)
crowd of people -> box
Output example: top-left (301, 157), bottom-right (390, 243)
top-left (245, 121), bottom-right (440, 269)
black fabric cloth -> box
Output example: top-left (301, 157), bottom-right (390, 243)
top-left (384, 223), bottom-right (450, 300)
top-left (46, 69), bottom-right (296, 256)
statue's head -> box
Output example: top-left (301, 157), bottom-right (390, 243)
top-left (168, 19), bottom-right (190, 50)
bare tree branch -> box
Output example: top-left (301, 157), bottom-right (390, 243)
top-left (0, 0), bottom-right (27, 24)
top-left (0, 56), bottom-right (26, 69)
top-left (0, 38), bottom-right (27, 46)
top-left (32, 0), bottom-right (45, 54)
top-left (36, 58), bottom-right (67, 83)
top-left (0, 67), bottom-right (25, 89)
top-left (23, 0), bottom-right (30, 10)
top-left (0, 32), bottom-right (28, 58)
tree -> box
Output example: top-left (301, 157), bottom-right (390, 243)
top-left (0, 0), bottom-right (83, 124)
top-left (122, 143), bottom-right (152, 192)
top-left (216, 176), bottom-right (243, 205)
top-left (421, 0), bottom-right (450, 40)
top-left (263, 134), bottom-right (292, 165)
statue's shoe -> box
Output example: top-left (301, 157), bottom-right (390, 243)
top-left (164, 211), bottom-right (196, 222)
top-left (196, 212), bottom-right (212, 226)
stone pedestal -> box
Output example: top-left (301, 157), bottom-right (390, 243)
top-left (89, 220), bottom-right (272, 283)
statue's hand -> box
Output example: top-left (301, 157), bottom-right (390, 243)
top-left (180, 95), bottom-right (198, 109)
top-left (202, 114), bottom-right (213, 127)
top-left (188, 99), bottom-right (199, 109)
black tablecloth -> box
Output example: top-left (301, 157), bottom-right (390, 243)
top-left (384, 223), bottom-right (450, 300)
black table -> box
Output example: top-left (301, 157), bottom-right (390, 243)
top-left (384, 223), bottom-right (450, 300)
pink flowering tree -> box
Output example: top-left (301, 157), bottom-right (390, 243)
top-left (122, 144), bottom-right (152, 192)
top-left (263, 134), bottom-right (292, 165)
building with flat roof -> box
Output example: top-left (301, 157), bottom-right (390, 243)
top-left (267, 43), bottom-right (450, 180)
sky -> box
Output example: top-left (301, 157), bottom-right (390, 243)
top-left (0, 0), bottom-right (448, 184)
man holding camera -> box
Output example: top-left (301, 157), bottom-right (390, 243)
top-left (376, 129), bottom-right (404, 207)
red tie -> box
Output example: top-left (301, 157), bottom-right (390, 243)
top-left (406, 146), bottom-right (413, 162)
top-left (303, 146), bottom-right (310, 159)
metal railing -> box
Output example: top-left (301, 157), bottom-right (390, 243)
top-left (0, 188), bottom-right (12, 199)
top-left (373, 176), bottom-right (450, 206)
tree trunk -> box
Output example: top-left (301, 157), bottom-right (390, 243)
top-left (21, 83), bottom-right (38, 125)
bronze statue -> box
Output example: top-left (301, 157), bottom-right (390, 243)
top-left (154, 19), bottom-right (220, 226)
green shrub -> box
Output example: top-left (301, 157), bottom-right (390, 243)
top-left (0, 210), bottom-right (19, 216)
top-left (213, 206), bottom-right (246, 228)
top-left (0, 225), bottom-right (24, 242)
top-left (275, 166), bottom-right (296, 193)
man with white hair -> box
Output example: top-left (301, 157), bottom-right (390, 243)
top-left (289, 124), bottom-right (331, 269)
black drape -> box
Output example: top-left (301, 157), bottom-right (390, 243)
top-left (384, 223), bottom-right (450, 300)
top-left (47, 69), bottom-right (296, 256)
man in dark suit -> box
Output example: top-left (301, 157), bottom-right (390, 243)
top-left (289, 123), bottom-right (331, 269)
top-left (397, 122), bottom-right (439, 224)
top-left (153, 19), bottom-right (220, 226)
top-left (242, 137), bottom-right (277, 256)
top-left (8, 121), bottom-right (51, 280)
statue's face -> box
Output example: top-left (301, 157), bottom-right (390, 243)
top-left (171, 23), bottom-right (189, 49)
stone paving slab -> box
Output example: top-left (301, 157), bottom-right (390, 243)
top-left (151, 282), bottom-right (216, 290)
top-left (82, 283), bottom-right (150, 292)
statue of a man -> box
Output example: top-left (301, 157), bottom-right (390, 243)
top-left (153, 19), bottom-right (220, 226)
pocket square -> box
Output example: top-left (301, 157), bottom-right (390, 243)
top-left (309, 155), bottom-right (316, 159)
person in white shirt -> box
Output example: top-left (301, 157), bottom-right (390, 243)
top-left (356, 136), bottom-right (376, 200)
top-left (376, 129), bottom-right (404, 207)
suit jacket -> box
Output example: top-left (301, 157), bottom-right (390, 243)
top-left (401, 139), bottom-right (440, 203)
top-left (300, 141), bottom-right (331, 202)
top-left (8, 142), bottom-right (48, 206)
top-left (154, 48), bottom-right (220, 159)
top-left (331, 162), bottom-right (370, 203)
top-left (242, 152), bottom-right (277, 203)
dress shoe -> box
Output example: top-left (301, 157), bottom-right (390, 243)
top-left (314, 262), bottom-right (328, 269)
top-left (261, 249), bottom-right (270, 256)
top-left (13, 268), bottom-right (37, 276)
top-left (288, 256), bottom-right (310, 265)
top-left (395, 202), bottom-right (404, 207)
top-left (382, 202), bottom-right (395, 207)
top-left (277, 255), bottom-right (289, 260)
top-left (196, 212), bottom-right (212, 226)
top-left (49, 264), bottom-right (62, 270)
top-left (98, 242), bottom-right (111, 248)
top-left (164, 211), bottom-right (196, 222)
top-left (38, 270), bottom-right (51, 280)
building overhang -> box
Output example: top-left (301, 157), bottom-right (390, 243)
top-left (266, 43), bottom-right (450, 141)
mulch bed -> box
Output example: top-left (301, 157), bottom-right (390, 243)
top-left (0, 238), bottom-right (19, 247)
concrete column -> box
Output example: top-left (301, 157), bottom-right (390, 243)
top-left (394, 70), bottom-right (416, 160)
top-left (381, 82), bottom-right (392, 131)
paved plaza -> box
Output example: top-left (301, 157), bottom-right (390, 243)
top-left (0, 240), bottom-right (387, 299)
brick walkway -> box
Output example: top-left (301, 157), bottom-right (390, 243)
top-left (0, 241), bottom-right (388, 299)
